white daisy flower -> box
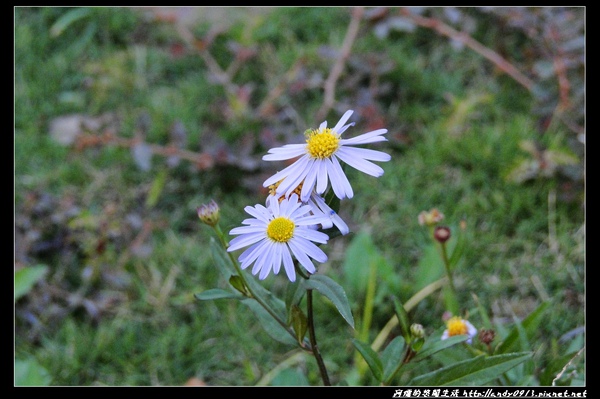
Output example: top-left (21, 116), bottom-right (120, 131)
top-left (262, 110), bottom-right (391, 202)
top-left (441, 316), bottom-right (478, 344)
top-left (227, 194), bottom-right (330, 282)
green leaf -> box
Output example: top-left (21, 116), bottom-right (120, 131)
top-left (392, 296), bottom-right (411, 341)
top-left (412, 335), bottom-right (470, 362)
top-left (409, 352), bottom-right (532, 386)
top-left (49, 7), bottom-right (92, 37)
top-left (381, 336), bottom-right (405, 383)
top-left (284, 278), bottom-right (305, 317)
top-left (194, 288), bottom-right (244, 301)
top-left (305, 274), bottom-right (354, 329)
top-left (241, 299), bottom-right (297, 347)
top-left (15, 358), bottom-right (51, 386)
top-left (229, 275), bottom-right (249, 296)
top-left (495, 301), bottom-right (550, 354)
top-left (290, 305), bottom-right (308, 345)
top-left (210, 238), bottom-right (237, 281)
top-left (352, 338), bottom-right (383, 382)
top-left (271, 367), bottom-right (310, 386)
top-left (15, 265), bottom-right (48, 302)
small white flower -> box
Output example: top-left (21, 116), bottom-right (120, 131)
top-left (441, 316), bottom-right (478, 344)
top-left (262, 110), bottom-right (391, 202)
top-left (227, 194), bottom-right (330, 282)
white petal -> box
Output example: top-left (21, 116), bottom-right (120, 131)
top-left (271, 243), bottom-right (282, 275)
top-left (227, 232), bottom-right (265, 252)
top-left (332, 110), bottom-right (354, 133)
top-left (294, 236), bottom-right (328, 263)
top-left (335, 149), bottom-right (385, 177)
top-left (340, 129), bottom-right (388, 145)
top-left (281, 244), bottom-right (296, 282)
top-left (239, 239), bottom-right (269, 266)
top-left (262, 144), bottom-right (306, 161)
top-left (330, 211), bottom-right (350, 235)
top-left (274, 158), bottom-right (311, 196)
top-left (337, 146), bottom-right (391, 162)
top-left (262, 155), bottom-right (309, 188)
top-left (288, 238), bottom-right (316, 274)
top-left (315, 159), bottom-right (329, 194)
top-left (252, 242), bottom-right (272, 276)
top-left (300, 160), bottom-right (319, 202)
top-left (294, 227), bottom-right (329, 244)
top-left (244, 205), bottom-right (271, 223)
top-left (329, 156), bottom-right (354, 199)
top-left (229, 225), bottom-right (266, 235)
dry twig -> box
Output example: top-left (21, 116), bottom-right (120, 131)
top-left (317, 7), bottom-right (365, 121)
top-left (399, 8), bottom-right (535, 92)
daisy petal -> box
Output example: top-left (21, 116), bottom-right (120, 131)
top-left (332, 110), bottom-right (354, 133)
top-left (335, 149), bottom-right (385, 177)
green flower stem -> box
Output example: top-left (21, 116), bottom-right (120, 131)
top-left (438, 239), bottom-right (456, 296)
top-left (212, 224), bottom-right (303, 348)
top-left (306, 288), bottom-right (331, 386)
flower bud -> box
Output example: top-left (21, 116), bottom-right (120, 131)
top-left (418, 208), bottom-right (445, 226)
top-left (434, 226), bottom-right (451, 243)
top-left (478, 328), bottom-right (496, 345)
top-left (410, 323), bottom-right (425, 339)
top-left (197, 200), bottom-right (220, 227)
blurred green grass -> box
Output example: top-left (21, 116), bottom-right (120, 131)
top-left (15, 7), bottom-right (584, 386)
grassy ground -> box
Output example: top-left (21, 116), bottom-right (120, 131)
top-left (15, 7), bottom-right (584, 386)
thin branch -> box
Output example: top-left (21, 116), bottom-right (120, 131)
top-left (258, 58), bottom-right (305, 118)
top-left (317, 7), bottom-right (364, 121)
top-left (399, 8), bottom-right (535, 92)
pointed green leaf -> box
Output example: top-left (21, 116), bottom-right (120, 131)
top-left (409, 352), bottom-right (532, 386)
top-left (15, 265), bottom-right (48, 302)
top-left (352, 338), bottom-right (383, 382)
top-left (305, 274), bottom-right (354, 328)
top-left (290, 305), bottom-right (308, 345)
top-left (381, 336), bottom-right (405, 383)
top-left (285, 278), bottom-right (305, 318)
top-left (412, 335), bottom-right (470, 362)
top-left (392, 296), bottom-right (411, 341)
top-left (241, 299), bottom-right (297, 347)
top-left (495, 301), bottom-right (550, 354)
top-left (194, 288), bottom-right (244, 301)
top-left (229, 275), bottom-right (249, 296)
top-left (210, 238), bottom-right (237, 280)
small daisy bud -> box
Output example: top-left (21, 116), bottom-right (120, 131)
top-left (410, 323), bottom-right (425, 339)
top-left (197, 200), bottom-right (220, 227)
top-left (434, 226), bottom-right (451, 243)
top-left (478, 328), bottom-right (496, 345)
top-left (418, 208), bottom-right (445, 226)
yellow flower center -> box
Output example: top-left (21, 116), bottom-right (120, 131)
top-left (268, 179), bottom-right (304, 203)
top-left (446, 317), bottom-right (469, 337)
top-left (266, 217), bottom-right (295, 243)
top-left (306, 128), bottom-right (340, 159)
